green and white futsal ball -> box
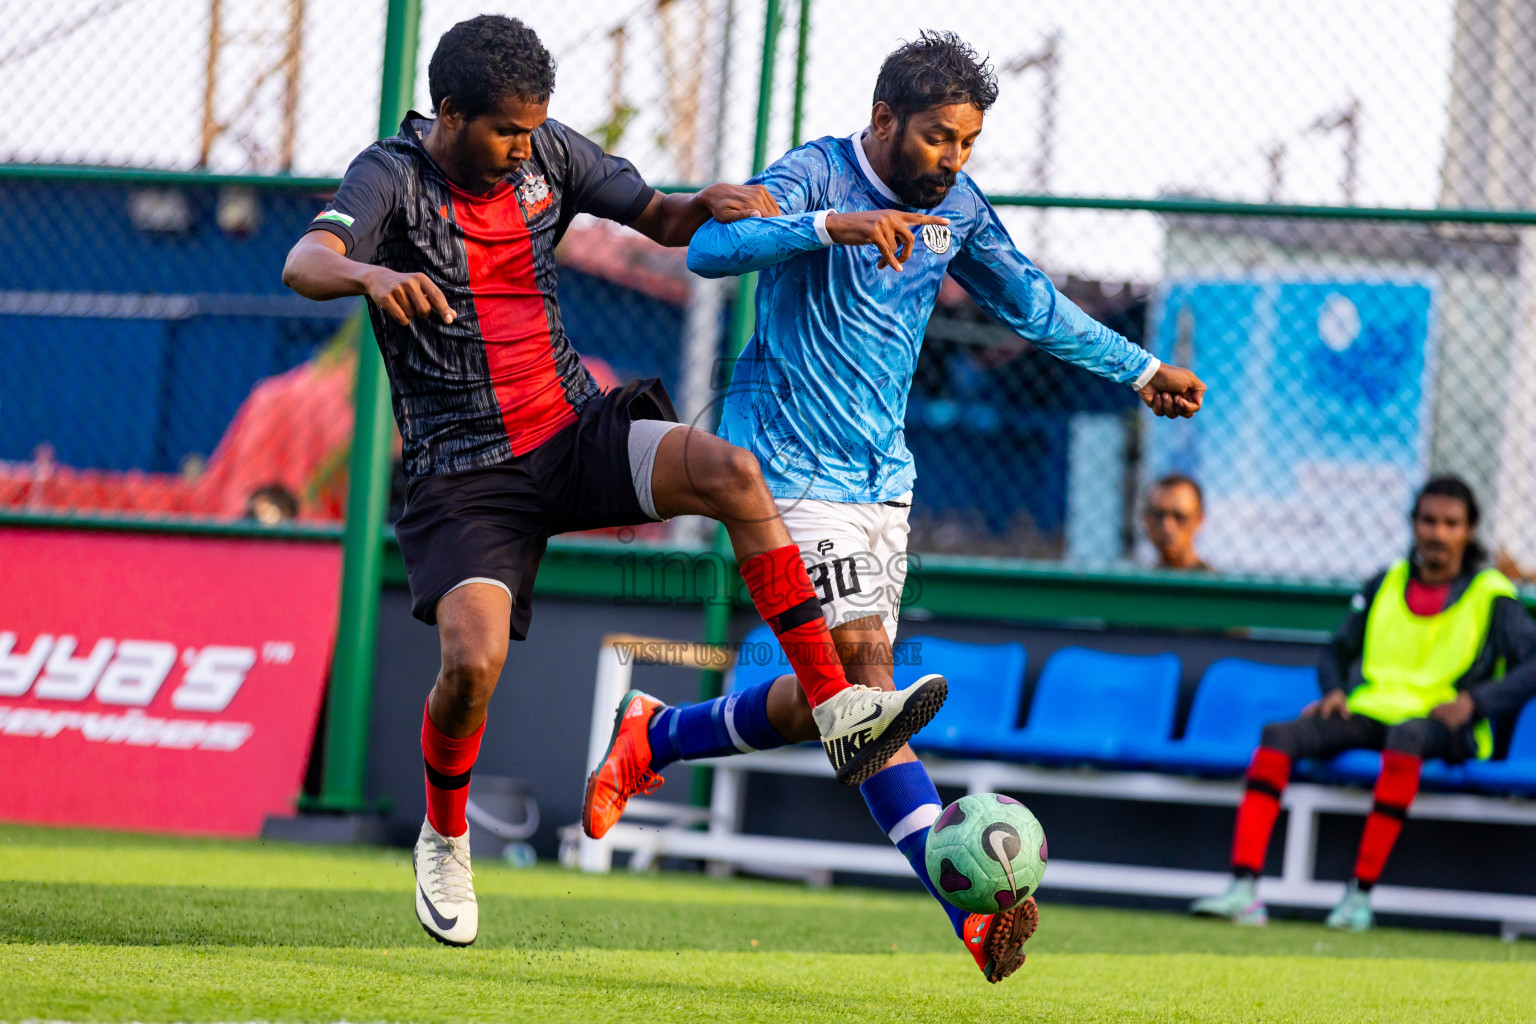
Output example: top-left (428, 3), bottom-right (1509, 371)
top-left (924, 793), bottom-right (1047, 915)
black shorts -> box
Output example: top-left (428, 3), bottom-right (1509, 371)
top-left (1259, 713), bottom-right (1470, 763)
top-left (394, 378), bottom-right (677, 639)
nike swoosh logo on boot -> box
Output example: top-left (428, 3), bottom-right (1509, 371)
top-left (851, 706), bottom-right (883, 727)
top-left (419, 885), bottom-right (459, 931)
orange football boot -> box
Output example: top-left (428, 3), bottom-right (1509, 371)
top-left (582, 689), bottom-right (666, 839)
top-left (963, 897), bottom-right (1039, 983)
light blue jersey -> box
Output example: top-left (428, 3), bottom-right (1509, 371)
top-left (688, 131), bottom-right (1158, 503)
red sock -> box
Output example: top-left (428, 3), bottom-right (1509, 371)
top-left (421, 702), bottom-right (484, 838)
top-left (740, 545), bottom-right (849, 707)
top-left (1231, 747), bottom-right (1292, 875)
top-left (1354, 750), bottom-right (1421, 887)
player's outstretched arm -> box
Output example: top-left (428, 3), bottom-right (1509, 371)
top-left (282, 231), bottom-right (454, 326)
top-left (950, 194), bottom-right (1206, 417)
top-left (689, 207), bottom-right (953, 279)
top-left (687, 206), bottom-right (838, 279)
top-left (628, 185), bottom-right (781, 248)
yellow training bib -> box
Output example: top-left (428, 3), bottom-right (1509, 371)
top-left (1348, 560), bottom-right (1514, 758)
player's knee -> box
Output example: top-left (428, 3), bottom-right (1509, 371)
top-left (705, 445), bottom-right (764, 505)
top-left (438, 649), bottom-right (504, 705)
top-left (1259, 720), bottom-right (1296, 754)
top-left (723, 445), bottom-right (762, 488)
top-left (1385, 719), bottom-right (1431, 758)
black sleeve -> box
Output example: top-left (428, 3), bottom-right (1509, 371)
top-left (558, 123), bottom-right (657, 225)
top-left (1468, 597), bottom-right (1536, 719)
top-left (1318, 572), bottom-right (1386, 694)
top-left (302, 145), bottom-right (402, 262)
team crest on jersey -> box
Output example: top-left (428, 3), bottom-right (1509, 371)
top-left (519, 172), bottom-right (554, 215)
top-left (921, 223), bottom-right (952, 254)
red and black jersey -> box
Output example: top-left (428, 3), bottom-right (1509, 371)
top-left (306, 114), bottom-right (656, 477)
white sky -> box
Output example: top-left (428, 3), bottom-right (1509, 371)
top-left (0, 0), bottom-right (1461, 280)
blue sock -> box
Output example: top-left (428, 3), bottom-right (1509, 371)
top-left (648, 680), bottom-right (788, 771)
top-left (860, 761), bottom-right (969, 938)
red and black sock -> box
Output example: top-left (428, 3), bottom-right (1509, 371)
top-left (1231, 746), bottom-right (1292, 876)
top-left (739, 545), bottom-right (849, 708)
top-left (1353, 749), bottom-right (1422, 889)
top-left (421, 702), bottom-right (483, 838)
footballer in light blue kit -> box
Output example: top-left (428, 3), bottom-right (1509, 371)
top-left (582, 32), bottom-right (1205, 982)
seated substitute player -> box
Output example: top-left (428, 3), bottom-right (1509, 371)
top-left (281, 15), bottom-right (948, 948)
top-left (1191, 476), bottom-right (1536, 930)
top-left (582, 32), bottom-right (1205, 983)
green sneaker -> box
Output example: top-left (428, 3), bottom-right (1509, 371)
top-left (1325, 881), bottom-right (1375, 931)
top-left (1189, 877), bottom-right (1268, 925)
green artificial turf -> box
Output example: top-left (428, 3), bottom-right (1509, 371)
top-left (1, 824), bottom-right (1533, 1023)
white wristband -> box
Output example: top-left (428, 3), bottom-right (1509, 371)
top-left (1132, 356), bottom-right (1161, 390)
top-left (812, 209), bottom-right (835, 246)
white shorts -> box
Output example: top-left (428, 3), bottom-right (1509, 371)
top-left (776, 492), bottom-right (913, 636)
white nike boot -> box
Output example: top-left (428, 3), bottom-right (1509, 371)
top-left (813, 675), bottom-right (948, 785)
top-left (414, 819), bottom-right (478, 946)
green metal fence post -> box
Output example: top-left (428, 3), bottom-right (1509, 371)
top-left (692, 0), bottom-right (785, 807)
top-left (750, 0), bottom-right (786, 182)
top-left (316, 0), bottom-right (421, 813)
top-left (790, 0), bottom-right (812, 148)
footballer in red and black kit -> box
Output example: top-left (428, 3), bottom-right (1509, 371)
top-left (307, 105), bottom-right (678, 638)
top-left (307, 111), bottom-right (653, 475)
top-left (282, 14), bottom-right (949, 950)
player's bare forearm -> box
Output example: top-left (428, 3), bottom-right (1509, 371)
top-left (629, 184), bottom-right (781, 247)
top-left (281, 232), bottom-right (377, 301)
top-left (283, 231), bottom-right (454, 326)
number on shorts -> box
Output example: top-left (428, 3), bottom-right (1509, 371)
top-left (808, 557), bottom-right (863, 604)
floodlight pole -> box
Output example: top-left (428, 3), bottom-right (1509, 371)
top-left (317, 0), bottom-right (420, 813)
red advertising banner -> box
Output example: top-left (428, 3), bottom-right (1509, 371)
top-left (0, 527), bottom-right (341, 835)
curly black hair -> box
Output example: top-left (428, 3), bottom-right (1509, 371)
top-left (872, 30), bottom-right (998, 121)
top-left (1412, 474), bottom-right (1486, 569)
top-left (428, 15), bottom-right (557, 120)
top-left (1415, 474), bottom-right (1480, 526)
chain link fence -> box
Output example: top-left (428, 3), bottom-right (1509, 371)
top-left (782, 0), bottom-right (1536, 583)
top-left (4, 0), bottom-right (1535, 584)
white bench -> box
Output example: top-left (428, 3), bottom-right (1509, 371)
top-left (570, 634), bottom-right (1536, 939)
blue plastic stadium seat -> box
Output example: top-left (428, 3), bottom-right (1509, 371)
top-left (894, 636), bottom-right (1027, 758)
top-left (1420, 760), bottom-right (1467, 788)
top-left (726, 623), bottom-right (790, 693)
top-left (991, 647), bottom-right (1181, 766)
top-left (1310, 748), bottom-right (1468, 790)
top-left (1139, 659), bottom-right (1319, 776)
top-left (1319, 749), bottom-right (1382, 786)
top-left (1464, 698), bottom-right (1536, 796)
top-left (726, 629), bottom-right (1029, 761)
